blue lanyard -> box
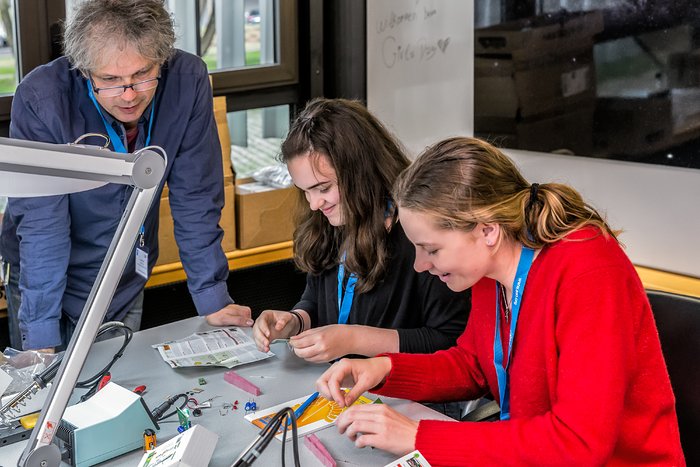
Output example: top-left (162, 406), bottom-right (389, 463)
top-left (337, 255), bottom-right (358, 325)
top-left (88, 80), bottom-right (156, 245)
top-left (493, 245), bottom-right (535, 421)
top-left (87, 80), bottom-right (156, 153)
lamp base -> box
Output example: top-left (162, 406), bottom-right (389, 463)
top-left (21, 443), bottom-right (61, 467)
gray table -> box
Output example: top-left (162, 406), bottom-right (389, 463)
top-left (1, 317), bottom-right (453, 466)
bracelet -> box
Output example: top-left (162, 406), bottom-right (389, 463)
top-left (288, 311), bottom-right (304, 336)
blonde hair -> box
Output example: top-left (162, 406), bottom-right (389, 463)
top-left (393, 137), bottom-right (618, 247)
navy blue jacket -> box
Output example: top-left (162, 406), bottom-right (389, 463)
top-left (0, 50), bottom-right (233, 349)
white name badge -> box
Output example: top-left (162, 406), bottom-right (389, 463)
top-left (135, 247), bottom-right (149, 280)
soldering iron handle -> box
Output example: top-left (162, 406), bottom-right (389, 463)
top-left (151, 394), bottom-right (183, 420)
top-left (34, 355), bottom-right (63, 388)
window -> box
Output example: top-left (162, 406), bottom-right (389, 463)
top-left (474, 1), bottom-right (700, 169)
top-left (0, 0), bottom-right (63, 127)
top-left (167, 0), bottom-right (299, 180)
top-left (168, 0), bottom-right (270, 70)
top-left (229, 104), bottom-right (290, 178)
top-left (168, 0), bottom-right (298, 92)
top-left (0, 0), bottom-right (18, 96)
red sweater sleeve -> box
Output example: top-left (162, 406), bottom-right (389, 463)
top-left (374, 319), bottom-right (490, 403)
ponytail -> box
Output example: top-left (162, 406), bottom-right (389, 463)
top-left (521, 182), bottom-right (618, 248)
top-left (394, 137), bottom-right (619, 247)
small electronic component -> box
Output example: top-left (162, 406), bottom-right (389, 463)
top-left (244, 400), bottom-right (257, 414)
top-left (176, 407), bottom-right (191, 431)
top-left (143, 428), bottom-right (157, 451)
top-left (198, 377), bottom-right (207, 385)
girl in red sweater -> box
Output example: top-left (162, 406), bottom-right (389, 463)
top-left (316, 137), bottom-right (685, 466)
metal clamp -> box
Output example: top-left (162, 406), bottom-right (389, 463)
top-left (71, 133), bottom-right (110, 148)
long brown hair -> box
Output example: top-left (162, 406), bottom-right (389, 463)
top-left (281, 98), bottom-right (410, 293)
top-left (393, 137), bottom-right (617, 247)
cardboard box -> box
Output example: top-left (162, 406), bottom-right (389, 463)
top-left (157, 179), bottom-right (236, 265)
top-left (593, 94), bottom-right (673, 156)
top-left (475, 49), bottom-right (596, 119)
top-left (671, 88), bottom-right (700, 138)
top-left (474, 10), bottom-right (603, 61)
top-left (477, 104), bottom-right (595, 155)
top-left (475, 10), bottom-right (602, 121)
top-left (214, 96), bottom-right (234, 181)
top-left (669, 50), bottom-right (700, 89)
top-left (235, 178), bottom-right (297, 250)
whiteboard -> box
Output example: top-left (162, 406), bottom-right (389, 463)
top-left (367, 0), bottom-right (474, 157)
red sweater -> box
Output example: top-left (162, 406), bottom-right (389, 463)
top-left (375, 228), bottom-right (685, 466)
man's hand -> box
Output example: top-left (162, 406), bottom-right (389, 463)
top-left (205, 304), bottom-right (253, 327)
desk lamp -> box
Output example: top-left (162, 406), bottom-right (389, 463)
top-left (0, 136), bottom-right (166, 467)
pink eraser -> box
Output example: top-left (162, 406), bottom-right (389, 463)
top-left (223, 370), bottom-right (262, 396)
top-left (304, 434), bottom-right (336, 467)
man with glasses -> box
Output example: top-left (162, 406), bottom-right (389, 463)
top-left (0, 0), bottom-right (253, 352)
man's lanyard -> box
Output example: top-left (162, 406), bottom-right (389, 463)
top-left (337, 254), bottom-right (358, 325)
top-left (87, 80), bottom-right (156, 280)
top-left (87, 80), bottom-right (156, 153)
top-left (493, 245), bottom-right (535, 421)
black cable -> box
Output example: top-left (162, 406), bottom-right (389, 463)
top-left (231, 407), bottom-right (301, 467)
top-left (279, 408), bottom-right (300, 467)
top-left (152, 393), bottom-right (188, 422)
top-left (0, 321), bottom-right (134, 422)
top-left (75, 322), bottom-right (133, 401)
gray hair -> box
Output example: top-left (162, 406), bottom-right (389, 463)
top-left (63, 0), bottom-right (176, 74)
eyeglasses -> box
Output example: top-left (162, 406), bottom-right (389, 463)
top-left (90, 74), bottom-right (160, 98)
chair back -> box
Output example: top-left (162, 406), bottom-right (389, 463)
top-left (646, 289), bottom-right (700, 466)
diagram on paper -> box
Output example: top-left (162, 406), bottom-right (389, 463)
top-left (245, 391), bottom-right (373, 440)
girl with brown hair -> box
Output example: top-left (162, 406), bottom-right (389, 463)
top-left (252, 99), bottom-right (469, 364)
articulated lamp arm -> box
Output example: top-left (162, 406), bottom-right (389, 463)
top-left (0, 136), bottom-right (166, 467)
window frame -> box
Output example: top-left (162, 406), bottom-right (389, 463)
top-left (0, 0), bottom-right (63, 122)
top-left (0, 0), bottom-right (302, 131)
top-left (211, 0), bottom-right (299, 96)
